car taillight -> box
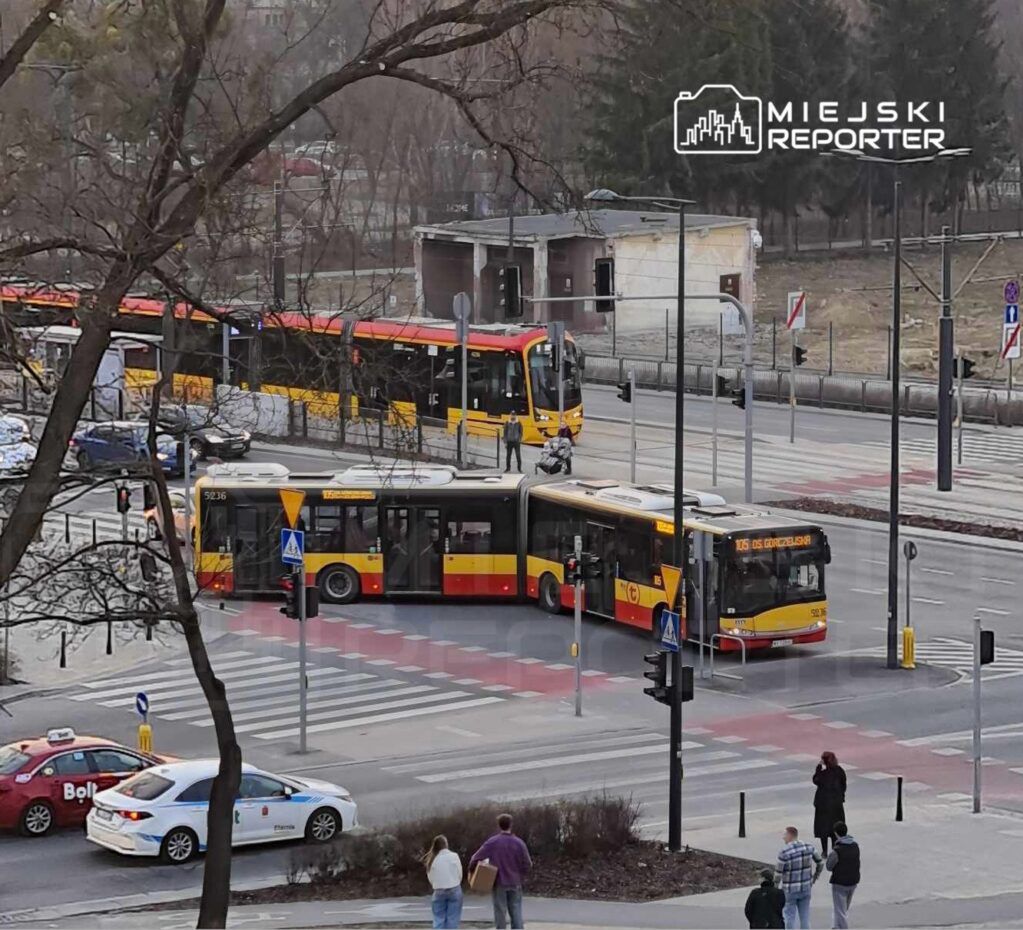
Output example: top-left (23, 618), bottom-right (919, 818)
top-left (116, 810), bottom-right (153, 821)
top-left (68, 438), bottom-right (77, 448)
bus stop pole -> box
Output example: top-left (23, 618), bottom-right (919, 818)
top-left (298, 561), bottom-right (308, 754)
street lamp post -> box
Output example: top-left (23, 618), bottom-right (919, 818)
top-left (825, 148), bottom-right (969, 669)
top-left (587, 188), bottom-right (694, 853)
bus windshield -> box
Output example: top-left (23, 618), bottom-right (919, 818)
top-left (722, 532), bottom-right (827, 615)
top-left (527, 341), bottom-right (582, 411)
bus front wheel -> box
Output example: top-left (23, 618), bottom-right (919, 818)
top-left (320, 565), bottom-right (360, 604)
top-left (539, 573), bottom-right (563, 615)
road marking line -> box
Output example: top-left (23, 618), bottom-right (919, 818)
top-left (860, 730), bottom-right (892, 738)
top-left (713, 735), bottom-right (747, 744)
top-left (374, 629), bottom-right (405, 636)
top-left (750, 745), bottom-right (784, 753)
top-left (904, 782), bottom-right (931, 792)
top-left (348, 623), bottom-right (375, 629)
top-left (311, 646), bottom-right (339, 653)
top-left (319, 617), bottom-right (347, 623)
top-left (231, 629), bottom-right (261, 636)
top-left (79, 659), bottom-right (295, 700)
top-left (860, 559), bottom-right (886, 566)
top-left (482, 684), bottom-right (513, 692)
top-left (515, 657), bottom-right (544, 665)
top-left (607, 676), bottom-right (636, 683)
top-left (787, 753), bottom-right (821, 763)
top-left (149, 670), bottom-right (361, 712)
top-left (423, 671), bottom-right (453, 679)
top-left (254, 696), bottom-right (505, 740)
top-left (788, 713), bottom-right (820, 721)
top-left (581, 669), bottom-right (606, 677)
top-left (937, 792), bottom-right (971, 802)
top-left (459, 646), bottom-right (487, 653)
top-left (365, 659), bottom-right (396, 666)
top-left (415, 741), bottom-right (704, 783)
top-left (920, 567), bottom-right (954, 576)
top-left (977, 607), bottom-right (1010, 616)
top-left (850, 588), bottom-right (884, 596)
top-left (1010, 768), bottom-right (1023, 776)
top-left (339, 652), bottom-right (366, 659)
top-left (546, 663), bottom-right (573, 671)
top-left (403, 634), bottom-right (429, 641)
top-left (912, 597), bottom-right (944, 605)
top-left (683, 727), bottom-right (713, 736)
top-left (395, 665), bottom-right (424, 673)
top-left (167, 676), bottom-right (387, 719)
top-left (858, 771), bottom-right (895, 780)
top-left (981, 577), bottom-right (1015, 586)
top-left (452, 678), bottom-right (482, 686)
top-left (83, 654), bottom-right (278, 689)
top-left (430, 640), bottom-right (458, 647)
top-left (930, 747), bottom-right (965, 756)
top-left (513, 691), bottom-right (543, 698)
top-left (260, 635), bottom-right (287, 642)
top-left (487, 652), bottom-right (516, 658)
top-left (981, 757), bottom-right (1005, 766)
top-left (165, 650), bottom-right (251, 666)
top-left (823, 721), bottom-right (857, 729)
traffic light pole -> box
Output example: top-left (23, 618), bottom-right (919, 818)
top-left (298, 561), bottom-right (308, 753)
top-left (789, 332), bottom-right (797, 444)
top-left (629, 370), bottom-right (637, 483)
top-left (973, 614), bottom-right (981, 813)
top-left (573, 534), bottom-right (582, 718)
top-left (937, 225), bottom-right (954, 491)
top-left (956, 348), bottom-right (964, 465)
top-left (712, 317), bottom-right (721, 485)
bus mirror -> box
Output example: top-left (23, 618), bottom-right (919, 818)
top-left (823, 541), bottom-right (832, 565)
top-left (577, 349), bottom-right (586, 371)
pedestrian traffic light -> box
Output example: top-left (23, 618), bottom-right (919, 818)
top-left (731, 380), bottom-right (746, 410)
top-left (793, 345), bottom-right (808, 367)
top-left (280, 572), bottom-right (299, 619)
top-left (594, 258), bottom-right (615, 313)
top-left (116, 485), bottom-right (131, 514)
top-left (954, 356), bottom-right (976, 379)
top-left (643, 651), bottom-right (670, 705)
top-left (563, 555), bottom-right (581, 585)
top-left (581, 553), bottom-right (603, 580)
top-left (617, 380), bottom-right (632, 403)
top-left (501, 264), bottom-right (523, 318)
top-left (980, 629), bottom-right (995, 665)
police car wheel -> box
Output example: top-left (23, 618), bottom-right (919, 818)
top-left (305, 807), bottom-right (340, 844)
top-left (320, 565), bottom-right (359, 604)
top-left (20, 801), bottom-right (54, 837)
top-left (539, 574), bottom-right (562, 615)
top-left (160, 827), bottom-right (197, 864)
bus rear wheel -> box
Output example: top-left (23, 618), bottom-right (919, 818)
top-left (539, 573), bottom-right (563, 615)
top-left (320, 565), bottom-right (360, 604)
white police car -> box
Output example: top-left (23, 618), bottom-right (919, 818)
top-left (86, 760), bottom-right (357, 864)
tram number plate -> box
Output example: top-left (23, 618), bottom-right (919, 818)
top-left (771, 638), bottom-right (794, 648)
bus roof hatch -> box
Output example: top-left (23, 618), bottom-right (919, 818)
top-left (206, 462), bottom-right (290, 480)
top-left (332, 464), bottom-right (456, 488)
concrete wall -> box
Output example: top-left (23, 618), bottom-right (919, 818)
top-left (610, 223), bottom-right (754, 333)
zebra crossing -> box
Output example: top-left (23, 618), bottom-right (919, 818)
top-left (871, 431), bottom-right (1023, 465)
top-left (855, 637), bottom-right (1023, 682)
top-left (69, 649), bottom-right (507, 740)
top-left (43, 509), bottom-right (149, 545)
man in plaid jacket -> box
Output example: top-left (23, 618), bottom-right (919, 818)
top-left (775, 826), bottom-right (823, 929)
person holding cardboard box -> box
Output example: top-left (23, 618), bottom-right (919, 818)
top-left (469, 813), bottom-right (532, 929)
top-left (423, 835), bottom-right (464, 929)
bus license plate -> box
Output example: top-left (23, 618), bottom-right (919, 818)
top-left (771, 638), bottom-right (793, 648)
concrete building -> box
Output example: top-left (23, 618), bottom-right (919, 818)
top-left (413, 209), bottom-right (758, 333)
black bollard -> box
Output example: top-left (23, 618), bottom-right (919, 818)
top-left (896, 775), bottom-right (904, 822)
top-left (739, 790), bottom-right (746, 838)
top-left (106, 620), bottom-right (113, 656)
top-left (59, 631), bottom-right (67, 669)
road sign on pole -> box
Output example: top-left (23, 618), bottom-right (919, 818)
top-left (661, 610), bottom-right (680, 652)
top-left (1004, 281), bottom-right (1019, 305)
top-left (660, 564), bottom-right (682, 611)
top-left (280, 528), bottom-right (304, 565)
top-left (279, 488), bottom-right (305, 529)
top-left (1002, 305), bottom-right (1020, 361)
top-left (786, 291), bottom-right (807, 331)
top-left (135, 692), bottom-right (149, 721)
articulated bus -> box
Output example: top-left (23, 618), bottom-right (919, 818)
top-left (1, 283), bottom-right (583, 445)
top-left (193, 464), bottom-right (830, 652)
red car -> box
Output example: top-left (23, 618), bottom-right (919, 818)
top-left (0, 728), bottom-right (168, 837)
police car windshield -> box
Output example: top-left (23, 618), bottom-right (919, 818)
top-left (115, 771), bottom-right (173, 800)
top-left (0, 746), bottom-right (30, 774)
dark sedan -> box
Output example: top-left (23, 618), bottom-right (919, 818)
top-left (159, 405), bottom-right (251, 460)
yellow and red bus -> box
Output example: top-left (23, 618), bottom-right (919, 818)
top-left (193, 464), bottom-right (829, 651)
top-left (1, 283), bottom-right (583, 444)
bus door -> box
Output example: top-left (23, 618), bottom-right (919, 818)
top-left (584, 521), bottom-right (617, 617)
top-left (383, 506), bottom-right (441, 593)
top-left (234, 504), bottom-right (277, 592)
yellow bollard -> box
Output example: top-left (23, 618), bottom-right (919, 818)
top-left (138, 723), bottom-right (153, 754)
top-left (901, 626), bottom-right (916, 669)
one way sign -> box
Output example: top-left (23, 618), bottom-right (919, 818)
top-left (280, 528), bottom-right (304, 565)
top-left (1002, 304), bottom-right (1021, 361)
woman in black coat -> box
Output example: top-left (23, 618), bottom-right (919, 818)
top-left (812, 751), bottom-right (846, 855)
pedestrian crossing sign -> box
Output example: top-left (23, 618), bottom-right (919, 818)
top-left (280, 528), bottom-right (304, 565)
top-left (661, 610), bottom-right (681, 653)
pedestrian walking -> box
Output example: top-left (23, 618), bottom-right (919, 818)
top-left (744, 868), bottom-right (785, 928)
top-left (812, 752), bottom-right (847, 855)
top-left (424, 835), bottom-right (463, 929)
top-left (776, 825), bottom-right (823, 930)
top-left (556, 420), bottom-right (573, 474)
top-left (503, 412), bottom-right (523, 473)
top-left (469, 813), bottom-right (532, 929)
top-left (825, 822), bottom-right (860, 929)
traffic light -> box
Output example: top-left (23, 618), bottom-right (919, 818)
top-left (643, 651), bottom-right (670, 705)
top-left (716, 374), bottom-right (729, 397)
top-left (676, 664), bottom-right (695, 703)
top-left (501, 264), bottom-right (523, 318)
top-left (563, 555), bottom-right (581, 585)
top-left (954, 356), bottom-right (976, 379)
top-left (581, 553), bottom-right (602, 580)
top-left (116, 485), bottom-right (131, 514)
top-left (731, 380), bottom-right (746, 410)
top-left (594, 258), bottom-right (615, 313)
top-left (617, 380), bottom-right (632, 403)
top-left (980, 629), bottom-right (995, 665)
top-left (280, 572), bottom-right (299, 619)
top-left (793, 345), bottom-right (808, 367)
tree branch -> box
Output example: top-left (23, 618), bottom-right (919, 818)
top-left (0, 0), bottom-right (66, 93)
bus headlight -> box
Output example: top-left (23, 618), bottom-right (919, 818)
top-left (536, 413), bottom-right (550, 422)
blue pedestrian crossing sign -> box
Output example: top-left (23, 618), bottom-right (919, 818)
top-left (135, 691), bottom-right (149, 720)
top-left (1006, 304), bottom-right (1019, 325)
top-left (660, 610), bottom-right (681, 653)
top-left (280, 528), bottom-right (305, 565)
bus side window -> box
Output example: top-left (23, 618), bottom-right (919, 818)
top-left (202, 502), bottom-right (229, 553)
top-left (617, 525), bottom-right (651, 585)
top-left (308, 505), bottom-right (342, 553)
top-left (446, 504), bottom-right (492, 554)
top-left (345, 505), bottom-right (378, 552)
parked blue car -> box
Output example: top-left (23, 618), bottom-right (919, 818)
top-left (70, 421), bottom-right (197, 477)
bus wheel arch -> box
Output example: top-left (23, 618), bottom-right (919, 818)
top-left (538, 573), bottom-right (563, 614)
top-left (319, 564), bottom-right (361, 604)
